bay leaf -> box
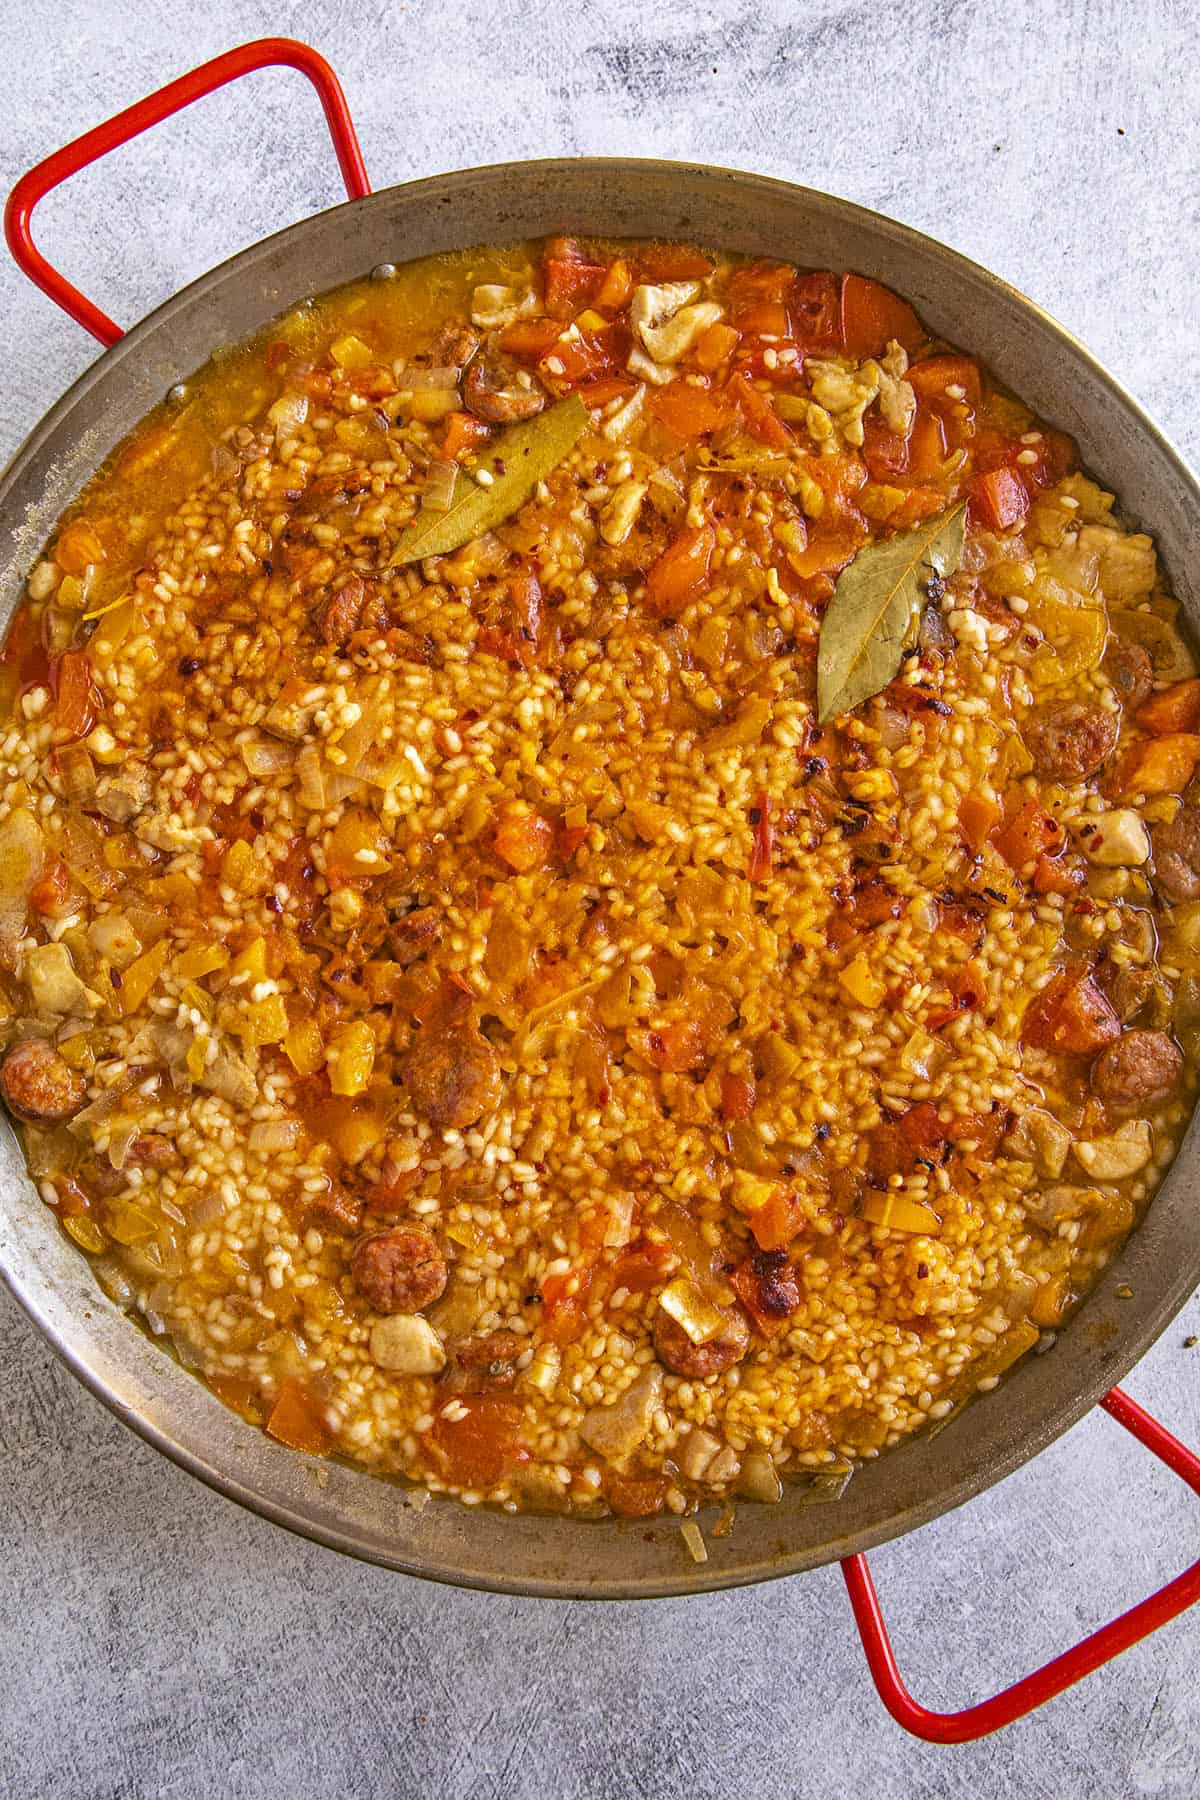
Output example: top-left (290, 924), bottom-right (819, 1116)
top-left (817, 504), bottom-right (965, 723)
top-left (388, 394), bottom-right (588, 565)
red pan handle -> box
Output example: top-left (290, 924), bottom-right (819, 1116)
top-left (842, 1385), bottom-right (1200, 1741)
top-left (4, 37), bottom-right (370, 347)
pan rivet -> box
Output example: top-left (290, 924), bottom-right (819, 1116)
top-left (370, 263), bottom-right (397, 281)
top-left (167, 383), bottom-right (188, 404)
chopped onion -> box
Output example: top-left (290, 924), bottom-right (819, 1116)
top-left (92, 1257), bottom-right (135, 1307)
top-left (240, 736), bottom-right (296, 778)
top-left (266, 391), bottom-right (309, 441)
top-left (397, 363), bottom-right (462, 391)
top-left (296, 743), bottom-right (327, 810)
top-left (57, 743), bottom-right (98, 807)
top-left (424, 458), bottom-right (458, 513)
top-left (107, 1117), bottom-right (140, 1172)
top-left (248, 1119), bottom-right (300, 1154)
top-left (188, 1187), bottom-right (228, 1227)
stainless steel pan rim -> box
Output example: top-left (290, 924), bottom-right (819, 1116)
top-left (2, 156), bottom-right (1198, 1599)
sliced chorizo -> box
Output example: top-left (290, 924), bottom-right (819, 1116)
top-left (1152, 804), bottom-right (1200, 902)
top-left (1021, 700), bottom-right (1119, 781)
top-left (652, 1305), bottom-right (750, 1379)
top-left (431, 323), bottom-right (481, 369)
top-left (0, 1038), bottom-right (86, 1122)
top-left (462, 358), bottom-right (545, 424)
top-left (401, 1025), bottom-right (500, 1130)
top-left (1091, 1030), bottom-right (1183, 1110)
top-left (352, 1227), bottom-right (448, 1313)
top-left (389, 905), bottom-right (444, 965)
top-left (305, 1180), bottom-right (365, 1237)
top-left (1104, 637), bottom-right (1155, 712)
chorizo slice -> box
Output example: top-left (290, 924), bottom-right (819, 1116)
top-left (462, 358), bottom-right (545, 424)
top-left (652, 1305), bottom-right (750, 1379)
top-left (1091, 1030), bottom-right (1183, 1111)
top-left (401, 1024), bottom-right (500, 1131)
top-left (1104, 637), bottom-right (1154, 712)
top-left (1021, 700), bottom-right (1119, 781)
top-left (1152, 804), bottom-right (1200, 902)
top-left (0, 1038), bottom-right (86, 1122)
top-left (352, 1227), bottom-right (448, 1314)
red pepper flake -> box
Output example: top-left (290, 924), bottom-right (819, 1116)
top-left (748, 790), bottom-right (774, 883)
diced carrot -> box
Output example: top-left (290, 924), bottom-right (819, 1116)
top-left (574, 376), bottom-right (637, 407)
top-left (720, 1073), bottom-right (756, 1122)
top-left (693, 320), bottom-right (741, 372)
top-left (1021, 968), bottom-right (1119, 1056)
top-left (648, 382), bottom-right (732, 440)
top-left (635, 243), bottom-right (714, 281)
top-left (265, 1379), bottom-right (332, 1456)
top-left (727, 371), bottom-right (794, 448)
top-left (890, 487), bottom-right (952, 529)
top-left (494, 805), bottom-right (555, 872)
top-left (840, 273), bottom-right (925, 358)
top-left (1110, 732), bottom-right (1200, 798)
top-left (748, 791), bottom-right (774, 883)
top-left (790, 271), bottom-right (841, 349)
top-left (993, 796), bottom-right (1065, 872)
top-left (595, 257), bottom-right (634, 311)
top-left (441, 410), bottom-right (491, 460)
top-left (746, 1189), bottom-right (807, 1254)
top-left (958, 791), bottom-right (1000, 853)
top-left (498, 318), bottom-right (563, 360)
top-left (604, 1471), bottom-right (669, 1518)
top-left (907, 355), bottom-right (983, 408)
top-left (1137, 678), bottom-right (1200, 735)
top-left (646, 523), bottom-right (715, 615)
top-left (969, 467), bottom-right (1030, 532)
top-left (734, 299), bottom-right (790, 338)
top-left (431, 1395), bottom-right (526, 1484)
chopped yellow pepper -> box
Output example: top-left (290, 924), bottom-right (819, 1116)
top-left (174, 942), bottom-right (230, 981)
top-left (326, 1021), bottom-right (376, 1097)
top-left (119, 938), bottom-right (171, 1015)
top-left (283, 1018), bottom-right (324, 1077)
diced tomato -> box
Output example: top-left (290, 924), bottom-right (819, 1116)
top-left (748, 791), bottom-right (774, 883)
top-left (1, 606), bottom-right (51, 692)
top-left (543, 323), bottom-right (625, 389)
top-left (29, 858), bottom-right (69, 916)
top-left (907, 404), bottom-right (947, 481)
top-left (720, 1072), bottom-right (756, 1123)
top-left (543, 240), bottom-right (607, 317)
top-left (958, 791), bottom-right (1000, 854)
top-left (727, 371), bottom-right (794, 448)
top-left (635, 243), bottom-right (714, 281)
top-left (541, 1269), bottom-right (592, 1345)
top-left (746, 1189), bottom-right (808, 1254)
top-left (1137, 678), bottom-right (1200, 735)
top-left (790, 271), bottom-right (841, 350)
top-left (51, 650), bottom-right (99, 741)
top-left (646, 523), bottom-right (715, 616)
top-left (862, 410), bottom-right (911, 480)
top-left (840, 273), bottom-right (925, 358)
top-left (693, 320), bottom-right (741, 372)
top-left (1021, 967), bottom-right (1120, 1056)
top-left (574, 376), bottom-right (637, 408)
top-left (729, 260), bottom-right (796, 315)
top-left (973, 425), bottom-right (1076, 497)
top-left (969, 466), bottom-right (1030, 531)
top-left (432, 1395), bottom-right (527, 1486)
top-left (442, 410), bottom-right (491, 459)
top-left (609, 1238), bottom-right (677, 1294)
top-left (993, 796), bottom-right (1065, 872)
top-left (926, 959), bottom-right (987, 1031)
top-left (866, 1101), bottom-right (947, 1180)
top-left (734, 299), bottom-right (790, 339)
top-left (907, 355), bottom-right (983, 408)
top-left (603, 1470), bottom-right (669, 1518)
top-left (499, 318), bottom-right (564, 361)
top-left (265, 1379), bottom-right (332, 1456)
top-left (648, 381), bottom-right (732, 440)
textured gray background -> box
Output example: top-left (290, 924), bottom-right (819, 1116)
top-left (3, 1), bottom-right (1200, 1794)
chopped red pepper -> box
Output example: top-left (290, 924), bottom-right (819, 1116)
top-left (719, 1072), bottom-right (756, 1122)
top-left (968, 466), bottom-right (1030, 531)
top-left (748, 791), bottom-right (774, 883)
top-left (840, 273), bottom-right (925, 358)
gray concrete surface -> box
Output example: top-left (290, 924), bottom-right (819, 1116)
top-left (2, 1), bottom-right (1199, 1793)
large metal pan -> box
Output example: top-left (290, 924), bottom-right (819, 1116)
top-left (4, 38), bottom-right (1200, 1737)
